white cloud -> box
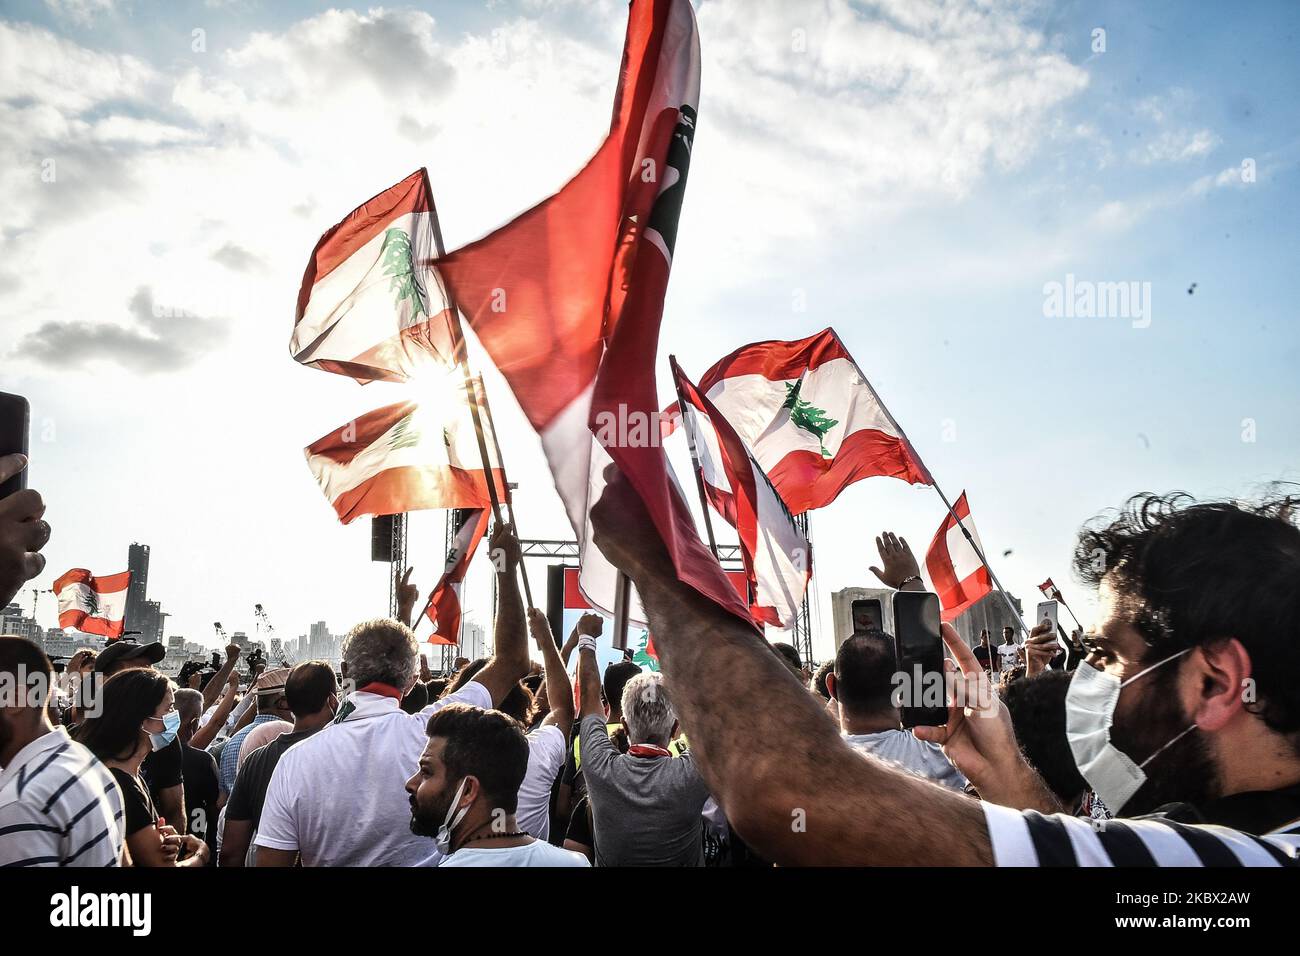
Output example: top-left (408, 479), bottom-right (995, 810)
top-left (43, 0), bottom-right (117, 27)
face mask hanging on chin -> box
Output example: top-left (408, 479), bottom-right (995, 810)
top-left (1065, 647), bottom-right (1197, 814)
top-left (435, 777), bottom-right (471, 856)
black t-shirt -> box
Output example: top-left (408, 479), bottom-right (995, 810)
top-left (141, 736), bottom-right (184, 793)
top-left (225, 728), bottom-right (319, 829)
top-left (181, 744), bottom-right (220, 860)
top-left (110, 767), bottom-right (158, 837)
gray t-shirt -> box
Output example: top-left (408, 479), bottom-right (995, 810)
top-left (579, 715), bottom-right (709, 867)
top-left (844, 730), bottom-right (969, 791)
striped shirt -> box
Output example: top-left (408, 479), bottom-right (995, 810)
top-left (984, 801), bottom-right (1300, 866)
top-left (0, 727), bottom-right (124, 867)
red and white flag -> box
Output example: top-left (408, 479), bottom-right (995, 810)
top-left (305, 383), bottom-right (503, 524)
top-left (54, 569), bottom-right (131, 639)
top-left (433, 0), bottom-right (749, 626)
top-left (425, 509), bottom-right (489, 646)
top-left (1038, 578), bottom-right (1063, 601)
top-left (292, 169), bottom-right (454, 384)
top-left (923, 492), bottom-right (993, 622)
top-left (671, 358), bottom-right (811, 628)
top-left (665, 328), bottom-right (931, 514)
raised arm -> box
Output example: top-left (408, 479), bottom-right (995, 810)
top-left (528, 607), bottom-right (577, 729)
top-left (201, 644), bottom-right (241, 711)
top-left (190, 670), bottom-right (241, 750)
top-left (576, 630), bottom-right (604, 721)
top-left (472, 522), bottom-right (531, 706)
top-left (589, 465), bottom-right (994, 866)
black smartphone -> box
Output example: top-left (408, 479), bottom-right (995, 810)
top-left (0, 392), bottom-right (30, 500)
top-left (851, 598), bottom-right (883, 635)
top-left (891, 590), bottom-right (948, 728)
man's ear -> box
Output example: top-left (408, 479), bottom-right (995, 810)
top-left (825, 672), bottom-right (838, 702)
top-left (461, 775), bottom-right (483, 810)
top-left (1190, 638), bottom-right (1252, 733)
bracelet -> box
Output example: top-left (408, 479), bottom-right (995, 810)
top-left (578, 636), bottom-right (598, 654)
top-left (898, 575), bottom-right (923, 588)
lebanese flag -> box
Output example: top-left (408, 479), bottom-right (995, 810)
top-left (425, 508), bottom-right (489, 646)
top-left (54, 569), bottom-right (131, 639)
top-left (305, 385), bottom-right (503, 524)
top-left (432, 0), bottom-right (750, 627)
top-left (923, 492), bottom-right (993, 622)
top-left (665, 328), bottom-right (931, 514)
top-left (292, 169), bottom-right (455, 383)
top-left (1038, 578), bottom-right (1063, 602)
top-left (671, 358), bottom-right (810, 628)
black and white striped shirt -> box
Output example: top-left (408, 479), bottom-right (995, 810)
top-left (0, 727), bottom-right (124, 867)
top-left (984, 801), bottom-right (1300, 866)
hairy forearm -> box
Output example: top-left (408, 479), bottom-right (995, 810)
top-left (493, 571), bottom-right (528, 670)
top-left (631, 568), bottom-right (993, 866)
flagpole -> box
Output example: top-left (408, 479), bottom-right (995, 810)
top-left (668, 355), bottom-right (720, 559)
top-left (472, 374), bottom-right (535, 609)
top-left (427, 183), bottom-right (544, 618)
top-left (837, 336), bottom-right (1028, 638)
top-left (426, 185), bottom-right (504, 529)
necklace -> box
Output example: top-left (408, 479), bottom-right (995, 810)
top-left (462, 830), bottom-right (529, 846)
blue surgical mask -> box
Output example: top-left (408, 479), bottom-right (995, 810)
top-left (146, 710), bottom-right (181, 752)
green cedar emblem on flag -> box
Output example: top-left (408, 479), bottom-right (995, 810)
top-left (783, 380), bottom-right (838, 458)
top-left (379, 228), bottom-right (427, 321)
top-left (388, 412), bottom-right (421, 452)
top-left (631, 630), bottom-right (659, 672)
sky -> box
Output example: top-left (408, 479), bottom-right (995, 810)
top-left (3, 0), bottom-right (1298, 661)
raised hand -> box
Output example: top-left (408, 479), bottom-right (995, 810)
top-left (395, 566), bottom-right (419, 626)
top-left (912, 624), bottom-right (1059, 812)
top-left (868, 531), bottom-right (920, 590)
top-left (1023, 619), bottom-right (1061, 678)
top-left (0, 454), bottom-right (50, 607)
top-left (489, 521), bottom-right (522, 573)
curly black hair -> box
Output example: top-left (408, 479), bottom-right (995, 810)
top-left (1072, 486), bottom-right (1300, 740)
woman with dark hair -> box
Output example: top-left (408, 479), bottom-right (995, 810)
top-left (74, 669), bottom-right (210, 867)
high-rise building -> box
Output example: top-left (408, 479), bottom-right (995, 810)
top-left (309, 621), bottom-right (330, 660)
top-left (0, 603), bottom-right (42, 644)
top-left (124, 543), bottom-right (150, 637)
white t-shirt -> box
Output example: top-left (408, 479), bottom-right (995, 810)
top-left (844, 730), bottom-right (969, 791)
top-left (256, 681), bottom-right (493, 867)
top-left (517, 725), bottom-right (566, 842)
top-left (439, 839), bottom-right (589, 867)
top-left (997, 642), bottom-right (1019, 672)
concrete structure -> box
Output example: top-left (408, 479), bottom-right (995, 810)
top-left (830, 586), bottom-right (1023, 652)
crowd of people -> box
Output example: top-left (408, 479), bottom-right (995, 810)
top-left (2, 449), bottom-right (1299, 867)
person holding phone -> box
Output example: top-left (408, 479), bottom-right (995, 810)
top-left (0, 453), bottom-right (50, 608)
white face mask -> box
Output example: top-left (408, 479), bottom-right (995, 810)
top-left (435, 777), bottom-right (471, 856)
top-left (1065, 647), bottom-right (1198, 813)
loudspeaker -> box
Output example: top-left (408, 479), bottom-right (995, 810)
top-left (371, 515), bottom-right (395, 562)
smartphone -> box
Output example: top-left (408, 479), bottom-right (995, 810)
top-left (851, 598), bottom-right (883, 635)
top-left (1037, 600), bottom-right (1065, 650)
top-left (0, 392), bottom-right (30, 500)
top-left (891, 590), bottom-right (947, 728)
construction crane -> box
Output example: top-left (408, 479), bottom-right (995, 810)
top-left (254, 603), bottom-right (290, 666)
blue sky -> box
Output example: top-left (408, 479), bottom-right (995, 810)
top-left (3, 0), bottom-right (1298, 658)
